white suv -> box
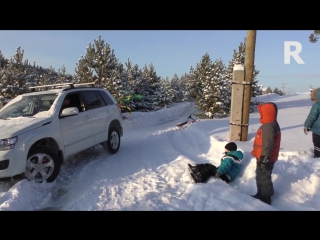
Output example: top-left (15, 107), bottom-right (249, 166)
top-left (0, 83), bottom-right (123, 183)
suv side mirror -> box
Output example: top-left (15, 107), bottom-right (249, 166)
top-left (60, 107), bottom-right (79, 118)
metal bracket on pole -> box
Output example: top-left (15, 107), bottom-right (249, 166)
top-left (230, 122), bottom-right (249, 127)
top-left (231, 81), bottom-right (253, 85)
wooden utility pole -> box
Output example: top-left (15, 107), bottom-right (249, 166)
top-left (241, 30), bottom-right (257, 141)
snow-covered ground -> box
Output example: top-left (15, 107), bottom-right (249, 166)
top-left (0, 92), bottom-right (319, 211)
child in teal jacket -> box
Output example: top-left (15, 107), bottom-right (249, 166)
top-left (304, 87), bottom-right (320, 158)
top-left (188, 142), bottom-right (244, 183)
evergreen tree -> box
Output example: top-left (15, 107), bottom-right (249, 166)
top-left (140, 63), bottom-right (163, 110)
top-left (273, 87), bottom-right (284, 96)
top-left (1, 47), bottom-right (34, 100)
top-left (0, 51), bottom-right (9, 105)
top-left (0, 51), bottom-right (9, 68)
top-left (190, 53), bottom-right (225, 118)
top-left (266, 86), bottom-right (273, 94)
top-left (180, 73), bottom-right (192, 101)
top-left (309, 30), bottom-right (320, 43)
top-left (57, 65), bottom-right (72, 83)
top-left (170, 74), bottom-right (185, 102)
top-left (74, 57), bottom-right (94, 84)
top-left (80, 35), bottom-right (122, 95)
top-left (121, 62), bottom-right (147, 111)
top-left (186, 64), bottom-right (202, 99)
top-left (159, 77), bottom-right (173, 106)
top-left (198, 57), bottom-right (227, 118)
top-left (212, 58), bottom-right (229, 117)
top-left (225, 39), bottom-right (261, 103)
top-left (38, 66), bottom-right (57, 86)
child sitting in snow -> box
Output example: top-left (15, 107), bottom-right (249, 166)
top-left (188, 142), bottom-right (243, 183)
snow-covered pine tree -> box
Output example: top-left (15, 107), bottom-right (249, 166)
top-left (2, 46), bottom-right (35, 99)
top-left (251, 70), bottom-right (262, 97)
top-left (0, 51), bottom-right (9, 106)
top-left (81, 35), bottom-right (122, 95)
top-left (197, 56), bottom-right (226, 118)
top-left (0, 51), bottom-right (9, 68)
top-left (170, 73), bottom-right (185, 103)
top-left (57, 65), bottom-right (72, 84)
top-left (74, 57), bottom-right (94, 84)
top-left (180, 73), bottom-right (192, 101)
top-left (38, 66), bottom-right (57, 86)
top-left (126, 62), bottom-right (144, 95)
top-left (122, 59), bottom-right (135, 94)
top-left (211, 58), bottom-right (229, 117)
top-left (191, 53), bottom-right (223, 118)
top-left (119, 60), bottom-right (146, 111)
top-left (140, 63), bottom-right (163, 110)
top-left (109, 61), bottom-right (124, 97)
top-left (186, 65), bottom-right (202, 100)
top-left (159, 76), bottom-right (173, 106)
top-left (225, 39), bottom-right (261, 104)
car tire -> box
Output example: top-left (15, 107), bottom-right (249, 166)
top-left (103, 127), bottom-right (120, 154)
top-left (25, 146), bottom-right (61, 183)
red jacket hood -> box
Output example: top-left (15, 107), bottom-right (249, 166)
top-left (258, 102), bottom-right (278, 124)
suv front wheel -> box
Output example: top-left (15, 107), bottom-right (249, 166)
top-left (25, 146), bottom-right (61, 183)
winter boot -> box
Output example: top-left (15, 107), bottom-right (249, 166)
top-left (189, 172), bottom-right (202, 183)
top-left (257, 195), bottom-right (271, 205)
top-left (251, 189), bottom-right (262, 199)
top-left (251, 189), bottom-right (272, 205)
top-left (188, 164), bottom-right (199, 175)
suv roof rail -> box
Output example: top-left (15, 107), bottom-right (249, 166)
top-left (29, 82), bottom-right (96, 92)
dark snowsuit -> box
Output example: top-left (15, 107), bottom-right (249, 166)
top-left (189, 150), bottom-right (243, 183)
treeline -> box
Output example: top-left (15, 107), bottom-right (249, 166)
top-left (0, 36), bottom-right (263, 118)
top-left (264, 86), bottom-right (285, 95)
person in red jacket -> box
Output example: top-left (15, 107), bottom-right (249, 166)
top-left (251, 102), bottom-right (281, 205)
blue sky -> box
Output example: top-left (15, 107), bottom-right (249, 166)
top-left (0, 30), bottom-right (318, 92)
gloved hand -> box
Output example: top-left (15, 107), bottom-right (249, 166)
top-left (214, 171), bottom-right (221, 178)
top-left (259, 156), bottom-right (269, 170)
top-left (304, 127), bottom-right (310, 135)
top-left (260, 155), bottom-right (269, 164)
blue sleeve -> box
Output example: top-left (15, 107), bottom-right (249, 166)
top-left (304, 104), bottom-right (320, 128)
top-left (217, 158), bottom-right (233, 175)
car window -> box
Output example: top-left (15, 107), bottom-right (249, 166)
top-left (81, 91), bottom-right (105, 110)
top-left (98, 90), bottom-right (114, 105)
top-left (61, 92), bottom-right (83, 113)
top-left (0, 94), bottom-right (58, 119)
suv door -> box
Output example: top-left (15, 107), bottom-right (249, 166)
top-left (80, 90), bottom-right (108, 145)
top-left (59, 92), bottom-right (94, 157)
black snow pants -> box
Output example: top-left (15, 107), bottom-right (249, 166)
top-left (194, 163), bottom-right (230, 183)
top-left (255, 158), bottom-right (275, 197)
top-left (312, 133), bottom-right (320, 158)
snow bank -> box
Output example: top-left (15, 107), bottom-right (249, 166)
top-left (124, 102), bottom-right (195, 131)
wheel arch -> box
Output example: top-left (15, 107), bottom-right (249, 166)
top-left (109, 119), bottom-right (123, 137)
top-left (28, 137), bottom-right (64, 164)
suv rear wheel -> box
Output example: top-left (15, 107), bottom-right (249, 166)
top-left (25, 146), bottom-right (61, 183)
top-left (103, 127), bottom-right (120, 154)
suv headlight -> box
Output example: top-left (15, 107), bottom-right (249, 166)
top-left (0, 136), bottom-right (18, 151)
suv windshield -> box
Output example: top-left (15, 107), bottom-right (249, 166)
top-left (0, 93), bottom-right (58, 119)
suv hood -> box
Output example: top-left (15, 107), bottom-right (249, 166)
top-left (0, 117), bottom-right (52, 138)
